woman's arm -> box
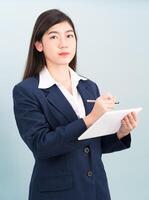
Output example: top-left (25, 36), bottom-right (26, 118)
top-left (92, 82), bottom-right (133, 153)
top-left (13, 85), bottom-right (87, 159)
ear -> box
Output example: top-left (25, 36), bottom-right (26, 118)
top-left (34, 41), bottom-right (43, 52)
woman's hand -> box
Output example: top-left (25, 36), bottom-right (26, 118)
top-left (90, 93), bottom-right (116, 121)
top-left (117, 112), bottom-right (138, 140)
top-left (83, 93), bottom-right (116, 128)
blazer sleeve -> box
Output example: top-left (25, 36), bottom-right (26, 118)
top-left (13, 85), bottom-right (87, 159)
top-left (94, 82), bottom-right (131, 154)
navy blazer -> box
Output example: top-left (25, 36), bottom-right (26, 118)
top-left (13, 76), bottom-right (131, 200)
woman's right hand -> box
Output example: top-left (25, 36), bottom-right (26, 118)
top-left (83, 94), bottom-right (116, 128)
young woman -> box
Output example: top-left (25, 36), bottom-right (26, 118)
top-left (13, 9), bottom-right (137, 200)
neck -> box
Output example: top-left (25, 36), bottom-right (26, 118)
top-left (46, 63), bottom-right (71, 85)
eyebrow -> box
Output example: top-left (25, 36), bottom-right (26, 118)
top-left (48, 30), bottom-right (74, 35)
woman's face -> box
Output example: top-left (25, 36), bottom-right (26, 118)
top-left (35, 21), bottom-right (76, 67)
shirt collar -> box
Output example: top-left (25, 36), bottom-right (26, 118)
top-left (38, 66), bottom-right (87, 89)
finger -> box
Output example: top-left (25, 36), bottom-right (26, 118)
top-left (107, 105), bottom-right (115, 110)
top-left (123, 116), bottom-right (134, 131)
top-left (127, 113), bottom-right (137, 128)
top-left (120, 119), bottom-right (131, 135)
top-left (101, 94), bottom-right (114, 100)
top-left (131, 112), bottom-right (137, 122)
top-left (121, 118), bottom-right (130, 131)
top-left (107, 106), bottom-right (114, 110)
top-left (104, 101), bottom-right (116, 109)
top-left (103, 99), bottom-right (115, 105)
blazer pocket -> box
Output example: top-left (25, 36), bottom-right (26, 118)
top-left (39, 173), bottom-right (73, 192)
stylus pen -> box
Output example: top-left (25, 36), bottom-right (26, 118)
top-left (87, 100), bottom-right (120, 104)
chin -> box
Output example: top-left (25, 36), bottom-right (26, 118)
top-left (57, 59), bottom-right (72, 66)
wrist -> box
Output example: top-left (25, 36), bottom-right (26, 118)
top-left (83, 113), bottom-right (96, 128)
top-left (117, 131), bottom-right (127, 140)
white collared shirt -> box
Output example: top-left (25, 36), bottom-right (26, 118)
top-left (38, 66), bottom-right (87, 118)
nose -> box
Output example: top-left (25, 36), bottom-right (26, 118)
top-left (59, 36), bottom-right (68, 49)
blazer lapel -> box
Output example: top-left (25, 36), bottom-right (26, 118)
top-left (44, 80), bottom-right (96, 122)
top-left (46, 85), bottom-right (79, 122)
top-left (77, 81), bottom-right (95, 115)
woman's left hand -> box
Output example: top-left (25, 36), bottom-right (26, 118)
top-left (117, 112), bottom-right (138, 140)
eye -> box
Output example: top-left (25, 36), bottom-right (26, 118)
top-left (50, 35), bottom-right (57, 40)
top-left (67, 34), bottom-right (74, 38)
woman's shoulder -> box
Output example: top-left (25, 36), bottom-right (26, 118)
top-left (79, 77), bottom-right (100, 96)
top-left (14, 76), bottom-right (38, 88)
top-left (80, 76), bottom-right (98, 88)
top-left (13, 76), bottom-right (39, 97)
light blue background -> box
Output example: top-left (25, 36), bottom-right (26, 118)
top-left (0, 0), bottom-right (148, 199)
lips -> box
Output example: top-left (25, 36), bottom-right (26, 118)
top-left (58, 52), bottom-right (70, 56)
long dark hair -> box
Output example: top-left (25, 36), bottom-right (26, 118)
top-left (23, 9), bottom-right (77, 80)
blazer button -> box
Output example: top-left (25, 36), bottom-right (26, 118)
top-left (87, 170), bottom-right (93, 177)
top-left (84, 147), bottom-right (90, 154)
